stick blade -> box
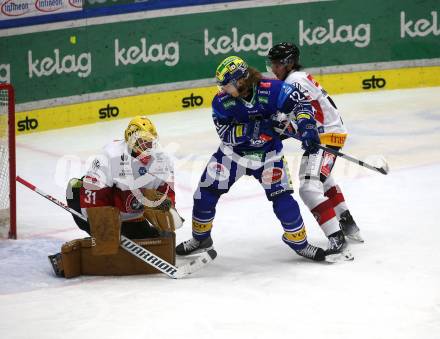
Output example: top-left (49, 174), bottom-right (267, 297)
top-left (174, 249), bottom-right (217, 278)
top-left (374, 156), bottom-right (390, 175)
top-left (377, 166), bottom-right (389, 175)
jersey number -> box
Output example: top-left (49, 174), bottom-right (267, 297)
top-left (84, 190), bottom-right (96, 204)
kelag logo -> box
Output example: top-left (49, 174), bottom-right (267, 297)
top-left (401, 11), bottom-right (440, 38)
top-left (1, 0), bottom-right (31, 17)
top-left (362, 75), bottom-right (386, 90)
top-left (114, 38), bottom-right (179, 67)
top-left (99, 104), bottom-right (119, 119)
top-left (17, 116), bottom-right (39, 132)
top-left (28, 49), bottom-right (92, 79)
top-left (299, 19), bottom-right (370, 48)
top-left (204, 28), bottom-right (272, 56)
top-left (182, 93), bottom-right (203, 108)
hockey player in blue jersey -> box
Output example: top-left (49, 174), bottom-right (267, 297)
top-left (176, 56), bottom-right (326, 261)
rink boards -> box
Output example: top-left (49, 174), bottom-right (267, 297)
top-left (14, 65), bottom-right (440, 135)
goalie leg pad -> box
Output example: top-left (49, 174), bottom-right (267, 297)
top-left (52, 234), bottom-right (176, 278)
top-left (87, 206), bottom-right (121, 256)
top-left (60, 239), bottom-right (82, 278)
top-left (80, 233), bottom-right (176, 276)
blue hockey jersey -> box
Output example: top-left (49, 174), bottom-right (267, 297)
top-left (211, 79), bottom-right (314, 155)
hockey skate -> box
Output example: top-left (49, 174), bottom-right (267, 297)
top-left (295, 244), bottom-right (326, 262)
top-left (176, 236), bottom-right (214, 256)
top-left (339, 210), bottom-right (364, 243)
top-left (48, 253), bottom-right (64, 277)
top-left (325, 230), bottom-right (354, 262)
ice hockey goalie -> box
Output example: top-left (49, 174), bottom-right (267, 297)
top-left (49, 116), bottom-right (183, 278)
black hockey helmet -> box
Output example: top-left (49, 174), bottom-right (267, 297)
top-left (267, 42), bottom-right (301, 69)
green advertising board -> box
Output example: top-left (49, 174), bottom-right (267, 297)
top-left (0, 0), bottom-right (439, 104)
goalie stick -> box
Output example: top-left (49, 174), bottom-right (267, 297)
top-left (16, 176), bottom-right (216, 279)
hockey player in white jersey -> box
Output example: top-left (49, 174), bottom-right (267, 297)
top-left (266, 42), bottom-right (363, 249)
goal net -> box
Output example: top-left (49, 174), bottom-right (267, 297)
top-left (0, 83), bottom-right (16, 239)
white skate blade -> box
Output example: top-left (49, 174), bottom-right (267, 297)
top-left (346, 232), bottom-right (364, 243)
top-left (325, 249), bottom-right (354, 263)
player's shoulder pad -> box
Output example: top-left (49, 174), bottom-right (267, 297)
top-left (103, 140), bottom-right (125, 158)
top-left (153, 150), bottom-right (172, 167)
top-left (258, 78), bottom-right (283, 91)
top-left (276, 82), bottom-right (298, 108)
top-left (149, 151), bottom-right (174, 181)
top-left (285, 71), bottom-right (315, 95)
top-left (285, 71), bottom-right (308, 84)
top-left (257, 78), bottom-right (285, 104)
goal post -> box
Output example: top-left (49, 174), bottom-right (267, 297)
top-left (0, 83), bottom-right (16, 239)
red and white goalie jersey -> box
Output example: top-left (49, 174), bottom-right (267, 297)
top-left (80, 140), bottom-right (175, 222)
top-left (285, 71), bottom-right (348, 147)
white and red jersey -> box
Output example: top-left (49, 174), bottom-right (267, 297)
top-left (80, 140), bottom-right (175, 222)
top-left (285, 71), bottom-right (348, 147)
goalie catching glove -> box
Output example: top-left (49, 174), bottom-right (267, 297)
top-left (142, 189), bottom-right (183, 232)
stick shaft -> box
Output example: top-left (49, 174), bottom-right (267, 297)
top-left (286, 134), bottom-right (388, 175)
top-left (16, 176), bottom-right (86, 220)
top-left (314, 144), bottom-right (388, 175)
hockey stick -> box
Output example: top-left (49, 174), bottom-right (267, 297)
top-left (284, 131), bottom-right (389, 175)
top-left (16, 176), bottom-right (216, 279)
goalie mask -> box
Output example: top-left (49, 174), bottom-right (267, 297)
top-left (124, 116), bottom-right (158, 163)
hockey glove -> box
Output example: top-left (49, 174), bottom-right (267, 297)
top-left (271, 112), bottom-right (297, 137)
top-left (300, 125), bottom-right (320, 153)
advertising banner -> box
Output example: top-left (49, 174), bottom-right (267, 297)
top-left (15, 65), bottom-right (440, 135)
top-left (0, 0), bottom-right (82, 21)
top-left (0, 0), bottom-right (243, 29)
top-left (1, 0), bottom-right (439, 104)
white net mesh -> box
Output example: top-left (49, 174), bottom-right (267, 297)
top-left (0, 87), bottom-right (10, 236)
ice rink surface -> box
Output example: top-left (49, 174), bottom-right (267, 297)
top-left (1, 87), bottom-right (440, 339)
